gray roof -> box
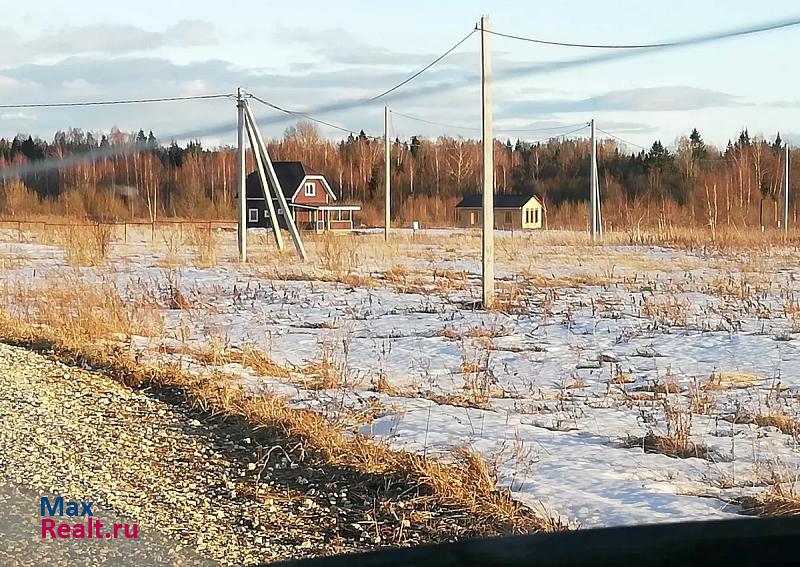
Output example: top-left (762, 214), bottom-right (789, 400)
top-left (456, 194), bottom-right (539, 209)
top-left (246, 161), bottom-right (322, 200)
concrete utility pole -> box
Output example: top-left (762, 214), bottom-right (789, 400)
top-left (236, 87), bottom-right (247, 262)
top-left (590, 118), bottom-right (598, 240)
top-left (244, 107), bottom-right (283, 251)
top-left (384, 105), bottom-right (391, 242)
top-left (785, 144), bottom-right (790, 233)
top-left (480, 15), bottom-right (495, 308)
top-left (595, 149), bottom-right (602, 237)
top-left (243, 101), bottom-right (307, 261)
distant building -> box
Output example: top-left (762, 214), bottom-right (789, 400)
top-left (245, 161), bottom-right (360, 232)
top-left (455, 194), bottom-right (543, 230)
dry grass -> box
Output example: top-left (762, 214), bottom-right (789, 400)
top-left (163, 270), bottom-right (192, 310)
top-left (158, 226), bottom-right (184, 267)
top-left (609, 373), bottom-right (636, 385)
top-left (189, 226), bottom-right (218, 268)
top-left (738, 470), bottom-right (800, 517)
top-left (738, 494), bottom-right (800, 517)
top-left (0, 254), bottom-right (25, 270)
top-left (315, 233), bottom-right (360, 273)
top-left (169, 342), bottom-right (293, 379)
top-left (689, 377), bottom-right (717, 415)
top-left (728, 410), bottom-right (800, 437)
top-left (0, 312), bottom-right (563, 534)
top-left (717, 372), bottom-right (763, 388)
top-left (425, 392), bottom-right (494, 411)
top-left (622, 400), bottom-right (711, 460)
top-left (371, 372), bottom-right (401, 396)
top-left (438, 326), bottom-right (462, 340)
top-left (0, 276), bottom-right (163, 341)
top-left (752, 413), bottom-right (800, 436)
top-left (53, 222), bottom-right (113, 266)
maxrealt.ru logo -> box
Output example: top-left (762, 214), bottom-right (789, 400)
top-left (40, 496), bottom-right (138, 540)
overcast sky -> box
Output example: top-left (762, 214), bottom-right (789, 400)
top-left (1, 0), bottom-right (799, 150)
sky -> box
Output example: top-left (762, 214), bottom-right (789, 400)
top-left (1, 0), bottom-right (799, 151)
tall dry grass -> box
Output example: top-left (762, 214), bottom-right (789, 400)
top-left (313, 232), bottom-right (360, 273)
top-left (188, 226), bottom-right (218, 268)
top-left (0, 276), bottom-right (163, 341)
top-left (52, 222), bottom-right (113, 266)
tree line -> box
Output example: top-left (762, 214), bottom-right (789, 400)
top-left (0, 122), bottom-right (794, 229)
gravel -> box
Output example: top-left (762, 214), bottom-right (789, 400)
top-left (0, 343), bottom-right (387, 565)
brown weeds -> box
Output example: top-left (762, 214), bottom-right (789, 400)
top-left (0, 313), bottom-right (562, 534)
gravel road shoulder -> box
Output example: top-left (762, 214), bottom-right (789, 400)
top-left (0, 342), bottom-right (468, 565)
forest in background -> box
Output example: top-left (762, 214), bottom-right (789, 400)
top-left (0, 121), bottom-right (794, 230)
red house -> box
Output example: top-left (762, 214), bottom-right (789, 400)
top-left (245, 161), bottom-right (360, 232)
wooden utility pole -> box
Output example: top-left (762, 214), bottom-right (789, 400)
top-left (480, 15), bottom-right (494, 308)
top-left (384, 105), bottom-right (391, 241)
top-left (236, 87), bottom-right (247, 262)
top-left (785, 144), bottom-right (790, 233)
top-left (590, 119), bottom-right (598, 240)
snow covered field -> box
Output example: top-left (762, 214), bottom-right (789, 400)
top-left (2, 224), bottom-right (799, 528)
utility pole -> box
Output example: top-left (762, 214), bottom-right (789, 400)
top-left (595, 145), bottom-right (603, 237)
top-left (384, 106), bottom-right (391, 242)
top-left (480, 15), bottom-right (494, 308)
top-left (244, 105), bottom-right (283, 251)
top-left (785, 144), bottom-right (790, 233)
top-left (590, 119), bottom-right (598, 240)
top-left (236, 87), bottom-right (247, 262)
top-left (243, 101), bottom-right (307, 261)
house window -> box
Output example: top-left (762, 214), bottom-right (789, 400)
top-left (248, 208), bottom-right (258, 222)
top-left (505, 211), bottom-right (512, 224)
top-left (469, 212), bottom-right (476, 225)
top-left (304, 182), bottom-right (315, 197)
top-left (534, 208), bottom-right (539, 224)
top-left (277, 208), bottom-right (283, 215)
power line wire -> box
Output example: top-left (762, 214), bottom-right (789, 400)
top-left (595, 127), bottom-right (648, 150)
top-left (498, 122), bottom-right (590, 133)
top-left (0, 93), bottom-right (232, 109)
top-left (248, 93), bottom-right (379, 139)
top-left (390, 110), bottom-right (481, 131)
top-left (530, 124), bottom-right (590, 142)
top-left (391, 110), bottom-right (587, 134)
top-left (2, 17), bottom-right (798, 177)
top-left (483, 29), bottom-right (672, 49)
top-left (188, 16), bottom-right (800, 142)
top-left (368, 29), bottom-right (476, 101)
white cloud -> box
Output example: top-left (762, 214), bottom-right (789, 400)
top-left (0, 19), bottom-right (216, 66)
top-left (61, 78), bottom-right (99, 97)
top-left (0, 111), bottom-right (34, 121)
top-left (501, 86), bottom-right (743, 116)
